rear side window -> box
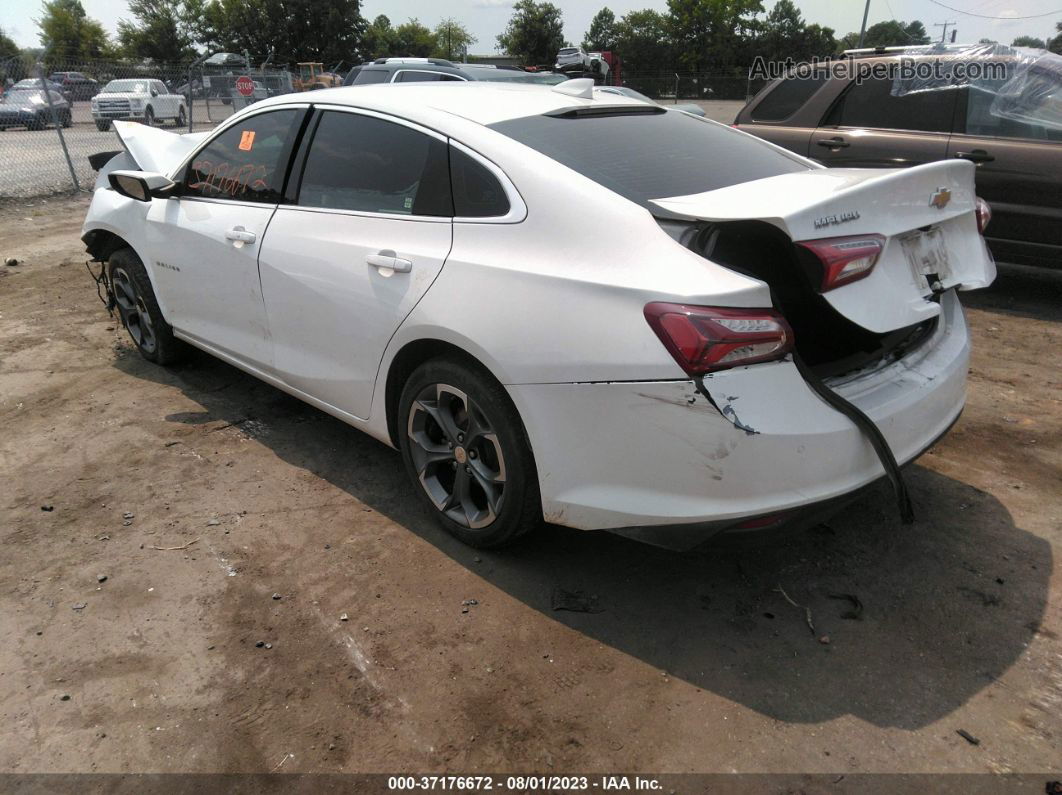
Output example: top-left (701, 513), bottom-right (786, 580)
top-left (352, 69), bottom-right (390, 85)
top-left (185, 109), bottom-right (300, 202)
top-left (298, 110), bottom-right (453, 216)
top-left (450, 147), bottom-right (510, 217)
top-left (489, 110), bottom-right (810, 215)
top-left (964, 84), bottom-right (1062, 141)
top-left (826, 76), bottom-right (957, 133)
top-left (751, 72), bottom-right (830, 121)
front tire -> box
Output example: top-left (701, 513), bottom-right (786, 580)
top-left (143, 106), bottom-right (154, 126)
top-left (398, 358), bottom-right (541, 548)
top-left (108, 248), bottom-right (186, 365)
top-left (174, 105), bottom-right (186, 127)
top-left (95, 119), bottom-right (110, 131)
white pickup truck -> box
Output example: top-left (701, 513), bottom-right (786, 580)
top-left (91, 79), bottom-right (187, 131)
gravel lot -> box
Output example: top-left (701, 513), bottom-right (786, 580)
top-left (0, 195), bottom-right (1059, 776)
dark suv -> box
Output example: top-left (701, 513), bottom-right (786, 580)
top-left (48, 71), bottom-right (99, 100)
top-left (735, 50), bottom-right (1062, 269)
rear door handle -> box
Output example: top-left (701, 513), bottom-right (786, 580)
top-left (954, 149), bottom-right (994, 164)
top-left (367, 250), bottom-right (412, 273)
top-left (225, 226), bottom-right (256, 243)
top-left (817, 137), bottom-right (850, 149)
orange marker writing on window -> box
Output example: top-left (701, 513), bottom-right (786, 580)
top-left (239, 130), bottom-right (255, 151)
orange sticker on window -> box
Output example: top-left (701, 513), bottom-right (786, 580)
top-left (239, 130), bottom-right (255, 151)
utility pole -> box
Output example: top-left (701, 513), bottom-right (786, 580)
top-left (857, 0), bottom-right (871, 48)
top-left (934, 21), bottom-right (957, 43)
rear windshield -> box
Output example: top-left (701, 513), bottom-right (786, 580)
top-left (489, 110), bottom-right (811, 214)
top-left (352, 69), bottom-right (391, 85)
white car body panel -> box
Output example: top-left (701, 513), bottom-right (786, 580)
top-left (81, 83), bottom-right (991, 543)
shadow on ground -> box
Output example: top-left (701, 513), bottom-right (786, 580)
top-left (962, 261), bottom-right (1062, 321)
top-left (115, 346), bottom-right (1051, 732)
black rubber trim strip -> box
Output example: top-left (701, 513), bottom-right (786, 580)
top-left (792, 353), bottom-right (915, 524)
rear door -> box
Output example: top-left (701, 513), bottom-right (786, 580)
top-left (143, 107), bottom-right (304, 369)
top-left (948, 86), bottom-right (1062, 265)
top-left (258, 108), bottom-right (454, 419)
top-left (811, 74), bottom-right (958, 168)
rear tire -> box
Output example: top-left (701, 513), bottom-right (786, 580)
top-left (398, 357), bottom-right (541, 548)
top-left (107, 248), bottom-right (186, 365)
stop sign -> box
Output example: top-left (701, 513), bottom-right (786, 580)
top-left (235, 75), bottom-right (255, 97)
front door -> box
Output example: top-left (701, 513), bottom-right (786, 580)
top-left (258, 108), bottom-right (455, 419)
top-left (143, 107), bottom-right (304, 370)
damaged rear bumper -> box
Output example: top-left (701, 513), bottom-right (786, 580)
top-left (507, 290), bottom-right (969, 547)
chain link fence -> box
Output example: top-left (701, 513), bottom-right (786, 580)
top-left (0, 55), bottom-right (295, 200)
top-left (2, 58), bottom-right (763, 200)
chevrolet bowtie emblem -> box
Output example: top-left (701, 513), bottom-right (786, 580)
top-left (929, 188), bottom-right (952, 209)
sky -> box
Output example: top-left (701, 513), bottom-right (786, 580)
top-left (3, 0), bottom-right (1060, 52)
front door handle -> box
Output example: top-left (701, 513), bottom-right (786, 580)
top-left (954, 149), bottom-right (994, 164)
top-left (367, 250), bottom-right (412, 273)
top-left (225, 226), bottom-right (256, 244)
top-left (817, 137), bottom-right (850, 149)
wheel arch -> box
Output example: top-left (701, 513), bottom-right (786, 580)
top-left (381, 337), bottom-right (514, 450)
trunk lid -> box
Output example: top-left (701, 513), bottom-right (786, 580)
top-left (651, 159), bottom-right (995, 333)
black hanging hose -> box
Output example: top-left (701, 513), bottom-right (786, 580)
top-left (791, 353), bottom-right (915, 524)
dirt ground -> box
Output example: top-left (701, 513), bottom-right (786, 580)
top-left (0, 195), bottom-right (1059, 776)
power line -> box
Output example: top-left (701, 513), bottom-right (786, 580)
top-left (925, 0), bottom-right (1062, 19)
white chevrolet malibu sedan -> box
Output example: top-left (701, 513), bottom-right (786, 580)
top-left (82, 80), bottom-right (995, 549)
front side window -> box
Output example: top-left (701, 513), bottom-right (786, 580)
top-left (298, 111), bottom-right (453, 216)
top-left (184, 109), bottom-right (300, 202)
top-left (826, 75), bottom-right (957, 133)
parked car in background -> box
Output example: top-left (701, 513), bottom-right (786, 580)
top-left (82, 81), bottom-right (993, 550)
top-left (0, 88), bottom-right (71, 130)
top-left (555, 47), bottom-right (591, 71)
top-left (734, 49), bottom-right (1062, 269)
top-left (8, 78), bottom-right (72, 102)
top-left (48, 71), bottom-right (99, 100)
top-left (598, 85), bottom-right (706, 116)
top-left (91, 79), bottom-right (187, 130)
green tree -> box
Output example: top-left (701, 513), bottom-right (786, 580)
top-left (755, 0), bottom-right (834, 62)
top-left (0, 26), bottom-right (20, 61)
top-left (203, 0), bottom-right (365, 65)
top-left (496, 0), bottom-right (565, 66)
top-left (666, 0), bottom-right (763, 70)
top-left (1049, 21), bottom-right (1062, 54)
top-left (117, 0), bottom-right (201, 63)
top-left (583, 7), bottom-right (617, 51)
top-left (393, 18), bottom-right (435, 57)
top-left (1011, 35), bottom-right (1046, 48)
top-left (613, 9), bottom-right (672, 72)
top-left (361, 14), bottom-right (397, 59)
top-left (434, 18), bottom-right (476, 60)
top-left (838, 19), bottom-right (930, 50)
top-left (36, 0), bottom-right (113, 62)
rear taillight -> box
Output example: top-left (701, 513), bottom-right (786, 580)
top-left (796, 234), bottom-right (885, 292)
top-left (643, 303), bottom-right (794, 375)
top-left (975, 196), bottom-right (991, 234)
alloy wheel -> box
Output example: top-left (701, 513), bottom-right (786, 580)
top-left (111, 267), bottom-right (157, 354)
top-left (406, 383), bottom-right (506, 529)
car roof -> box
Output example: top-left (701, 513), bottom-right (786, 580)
top-left (253, 81), bottom-right (647, 127)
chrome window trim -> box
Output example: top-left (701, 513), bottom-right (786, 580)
top-left (449, 139), bottom-right (527, 225)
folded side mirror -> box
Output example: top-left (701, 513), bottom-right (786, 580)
top-left (108, 170), bottom-right (175, 202)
